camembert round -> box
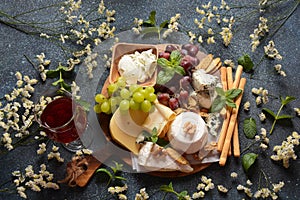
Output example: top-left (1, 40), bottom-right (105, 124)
top-left (167, 112), bottom-right (208, 154)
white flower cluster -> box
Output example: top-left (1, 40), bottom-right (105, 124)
top-left (255, 128), bottom-right (269, 150)
top-left (47, 145), bottom-right (64, 162)
top-left (108, 184), bottom-right (128, 199)
top-left (163, 14), bottom-right (181, 39)
top-left (192, 175), bottom-right (215, 199)
top-left (264, 40), bottom-right (282, 60)
top-left (135, 188), bottom-right (149, 200)
top-left (217, 185), bottom-right (228, 193)
top-left (243, 101), bottom-right (251, 111)
top-left (12, 164), bottom-right (59, 199)
top-left (250, 17), bottom-right (269, 52)
top-left (36, 53), bottom-right (51, 81)
top-left (1, 72), bottom-right (38, 150)
top-left (253, 181), bottom-right (284, 199)
top-left (294, 108), bottom-right (300, 116)
top-left (75, 148), bottom-right (93, 156)
top-left (194, 1), bottom-right (234, 46)
top-left (132, 18), bottom-right (144, 35)
top-left (271, 131), bottom-right (300, 168)
top-left (274, 64), bottom-right (286, 77)
top-left (251, 87), bottom-right (269, 105)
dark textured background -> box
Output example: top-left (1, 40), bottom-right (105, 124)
top-left (0, 0), bottom-right (299, 199)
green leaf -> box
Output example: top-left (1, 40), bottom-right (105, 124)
top-left (46, 69), bottom-right (60, 78)
top-left (280, 96), bottom-right (296, 106)
top-left (262, 108), bottom-right (276, 118)
top-left (243, 117), bottom-right (257, 139)
top-left (61, 81), bottom-right (71, 91)
top-left (242, 153), bottom-right (258, 172)
top-left (225, 99), bottom-right (236, 108)
top-left (210, 96), bottom-right (226, 113)
top-left (52, 78), bottom-right (63, 86)
top-left (178, 191), bottom-right (188, 199)
top-left (169, 50), bottom-right (181, 65)
top-left (276, 114), bottom-right (293, 120)
top-left (225, 89), bottom-right (242, 99)
top-left (174, 65), bottom-right (185, 75)
top-left (156, 70), bottom-right (174, 85)
top-left (96, 168), bottom-right (113, 180)
top-left (160, 182), bottom-right (174, 193)
top-left (159, 20), bottom-right (169, 28)
top-left (215, 87), bottom-right (225, 96)
top-left (75, 99), bottom-right (91, 111)
top-left (238, 54), bottom-right (254, 72)
top-left (143, 11), bottom-right (156, 26)
top-left (157, 58), bottom-right (171, 68)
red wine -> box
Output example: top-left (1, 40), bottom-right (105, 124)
top-left (40, 97), bottom-right (87, 143)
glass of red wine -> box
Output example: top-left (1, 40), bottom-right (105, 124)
top-left (34, 88), bottom-right (87, 152)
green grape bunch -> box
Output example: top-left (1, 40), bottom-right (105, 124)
top-left (94, 77), bottom-right (157, 114)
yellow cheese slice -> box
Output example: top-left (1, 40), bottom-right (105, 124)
top-left (109, 102), bottom-right (175, 155)
top-left (110, 109), bottom-right (142, 155)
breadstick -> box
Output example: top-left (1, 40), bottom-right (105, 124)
top-left (217, 68), bottom-right (231, 152)
top-left (233, 120), bottom-right (240, 157)
top-left (219, 78), bottom-right (246, 166)
top-left (232, 65), bottom-right (243, 157)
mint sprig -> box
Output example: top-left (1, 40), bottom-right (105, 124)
top-left (262, 95), bottom-right (296, 134)
top-left (210, 87), bottom-right (242, 113)
top-left (156, 50), bottom-right (185, 85)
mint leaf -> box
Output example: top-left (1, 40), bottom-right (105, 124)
top-left (143, 10), bottom-right (156, 26)
top-left (157, 57), bottom-right (171, 68)
top-left (215, 87), bottom-right (225, 96)
top-left (280, 96), bottom-right (296, 106)
top-left (174, 65), bottom-right (185, 75)
top-left (242, 153), bottom-right (258, 172)
top-left (225, 89), bottom-right (242, 99)
top-left (243, 117), bottom-right (257, 139)
top-left (157, 70), bottom-right (174, 85)
top-left (262, 108), bottom-right (276, 118)
top-left (238, 54), bottom-right (254, 72)
top-left (210, 96), bottom-right (226, 113)
top-left (276, 114), bottom-right (293, 120)
top-left (169, 50), bottom-right (181, 66)
top-left (160, 182), bottom-right (174, 193)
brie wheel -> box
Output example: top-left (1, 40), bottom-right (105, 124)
top-left (167, 112), bottom-right (208, 154)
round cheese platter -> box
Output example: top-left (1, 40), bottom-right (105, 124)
top-left (75, 30), bottom-right (225, 177)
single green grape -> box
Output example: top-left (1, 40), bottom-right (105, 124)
top-left (129, 99), bottom-right (140, 110)
top-left (132, 91), bottom-right (144, 103)
top-left (146, 93), bottom-right (157, 102)
top-left (93, 104), bottom-right (102, 113)
top-left (110, 96), bottom-right (119, 107)
top-left (120, 88), bottom-right (131, 99)
top-left (95, 93), bottom-right (106, 103)
top-left (119, 99), bottom-right (130, 111)
top-left (141, 100), bottom-right (152, 112)
top-left (145, 86), bottom-right (155, 94)
top-left (129, 84), bottom-right (141, 93)
top-left (101, 101), bottom-right (110, 113)
top-left (107, 83), bottom-right (118, 94)
top-left (117, 76), bottom-right (126, 87)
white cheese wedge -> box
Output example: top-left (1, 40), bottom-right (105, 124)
top-left (167, 112), bottom-right (208, 154)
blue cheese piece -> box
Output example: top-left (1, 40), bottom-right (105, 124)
top-left (205, 113), bottom-right (222, 136)
top-left (192, 69), bottom-right (220, 91)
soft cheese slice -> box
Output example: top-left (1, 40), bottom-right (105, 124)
top-left (142, 101), bottom-right (176, 137)
top-left (138, 142), bottom-right (193, 173)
